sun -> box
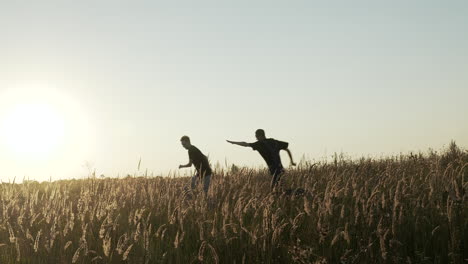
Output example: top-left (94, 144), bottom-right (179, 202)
top-left (0, 84), bottom-right (96, 180)
top-left (1, 102), bottom-right (65, 158)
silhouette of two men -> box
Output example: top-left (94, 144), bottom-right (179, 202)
top-left (179, 129), bottom-right (296, 193)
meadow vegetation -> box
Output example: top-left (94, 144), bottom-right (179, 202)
top-left (0, 143), bottom-right (466, 263)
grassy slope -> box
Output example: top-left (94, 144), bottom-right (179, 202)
top-left (0, 144), bottom-right (466, 264)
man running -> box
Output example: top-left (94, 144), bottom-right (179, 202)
top-left (227, 129), bottom-right (296, 189)
top-left (179, 136), bottom-right (212, 194)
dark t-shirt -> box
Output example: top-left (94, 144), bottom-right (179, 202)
top-left (249, 138), bottom-right (289, 175)
top-left (188, 145), bottom-right (212, 177)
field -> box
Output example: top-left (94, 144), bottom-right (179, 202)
top-left (0, 143), bottom-right (466, 263)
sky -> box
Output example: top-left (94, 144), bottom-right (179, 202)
top-left (0, 0), bottom-right (467, 181)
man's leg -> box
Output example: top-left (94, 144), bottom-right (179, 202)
top-left (191, 174), bottom-right (199, 190)
top-left (203, 174), bottom-right (211, 194)
top-left (271, 173), bottom-right (279, 189)
top-left (271, 170), bottom-right (284, 190)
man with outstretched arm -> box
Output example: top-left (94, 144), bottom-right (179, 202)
top-left (179, 136), bottom-right (212, 194)
top-left (226, 129), bottom-right (296, 189)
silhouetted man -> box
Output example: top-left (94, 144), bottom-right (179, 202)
top-left (179, 136), bottom-right (212, 194)
top-left (227, 129), bottom-right (296, 189)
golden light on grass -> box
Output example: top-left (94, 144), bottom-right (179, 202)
top-left (0, 144), bottom-right (465, 263)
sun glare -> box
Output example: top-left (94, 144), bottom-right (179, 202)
top-left (0, 85), bottom-right (94, 168)
top-left (1, 103), bottom-right (65, 158)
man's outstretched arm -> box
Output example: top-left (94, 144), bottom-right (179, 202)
top-left (179, 160), bottom-right (193, 169)
top-left (284, 148), bottom-right (296, 166)
top-left (226, 140), bottom-right (250, 147)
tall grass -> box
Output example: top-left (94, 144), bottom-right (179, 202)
top-left (0, 144), bottom-right (466, 263)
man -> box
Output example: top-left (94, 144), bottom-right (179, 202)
top-left (227, 129), bottom-right (296, 189)
top-left (179, 136), bottom-right (212, 194)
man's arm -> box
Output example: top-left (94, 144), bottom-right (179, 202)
top-left (284, 148), bottom-right (296, 166)
top-left (179, 160), bottom-right (193, 169)
top-left (226, 140), bottom-right (250, 147)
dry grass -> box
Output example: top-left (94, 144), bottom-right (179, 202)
top-left (0, 143), bottom-right (466, 263)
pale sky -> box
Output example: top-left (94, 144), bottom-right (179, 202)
top-left (0, 1), bottom-right (467, 181)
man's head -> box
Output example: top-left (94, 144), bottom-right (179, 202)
top-left (255, 129), bottom-right (266, 140)
top-left (180, 135), bottom-right (191, 149)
